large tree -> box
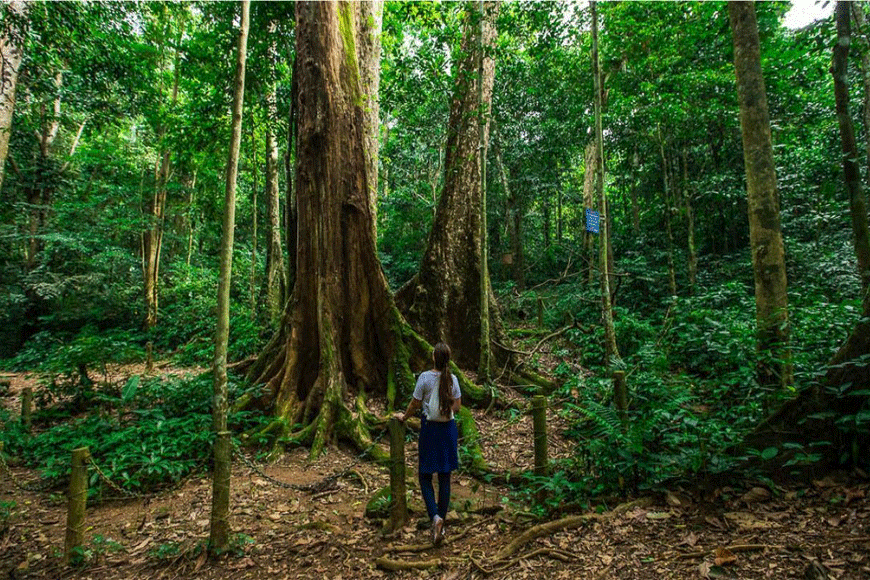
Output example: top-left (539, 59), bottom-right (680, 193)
top-left (245, 0), bottom-right (487, 459)
top-left (832, 1), bottom-right (870, 293)
top-left (0, 0), bottom-right (27, 195)
top-left (210, 0), bottom-right (249, 553)
top-left (395, 1), bottom-right (501, 372)
top-left (728, 0), bottom-right (791, 392)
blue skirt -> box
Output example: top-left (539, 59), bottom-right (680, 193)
top-left (418, 417), bottom-right (459, 474)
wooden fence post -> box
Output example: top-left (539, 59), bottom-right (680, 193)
top-left (145, 341), bottom-right (154, 374)
top-left (532, 395), bottom-right (548, 476)
top-left (64, 447), bottom-right (89, 565)
top-left (21, 387), bottom-right (32, 431)
top-left (387, 417), bottom-right (408, 532)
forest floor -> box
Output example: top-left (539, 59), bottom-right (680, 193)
top-left (0, 366), bottom-right (869, 580)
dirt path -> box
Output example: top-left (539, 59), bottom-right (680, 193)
top-left (1, 370), bottom-right (869, 579)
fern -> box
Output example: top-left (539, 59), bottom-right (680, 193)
top-left (573, 401), bottom-right (625, 442)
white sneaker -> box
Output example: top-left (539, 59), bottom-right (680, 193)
top-left (432, 515), bottom-right (444, 545)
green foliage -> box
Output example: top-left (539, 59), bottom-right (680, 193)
top-left (0, 374), bottom-right (268, 496)
top-left (158, 260), bottom-right (266, 366)
top-left (147, 541), bottom-right (183, 561)
top-left (9, 326), bottom-right (144, 375)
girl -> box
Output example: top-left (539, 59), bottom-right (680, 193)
top-left (397, 342), bottom-right (462, 544)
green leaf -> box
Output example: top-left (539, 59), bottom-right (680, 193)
top-left (121, 375), bottom-right (140, 403)
top-left (761, 446), bottom-right (779, 460)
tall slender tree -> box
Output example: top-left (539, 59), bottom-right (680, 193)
top-left (262, 19), bottom-right (286, 328)
top-left (210, 0), bottom-right (250, 554)
top-left (0, 0), bottom-right (27, 194)
top-left (143, 6), bottom-right (183, 330)
top-left (728, 0), bottom-right (791, 391)
top-left (592, 0), bottom-right (619, 369)
top-left (833, 0), bottom-right (870, 293)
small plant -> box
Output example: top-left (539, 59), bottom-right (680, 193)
top-left (148, 541), bottom-right (182, 561)
top-left (89, 534), bottom-right (124, 563)
top-left (0, 500), bottom-right (16, 533)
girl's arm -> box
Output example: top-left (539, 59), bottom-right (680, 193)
top-left (451, 397), bottom-right (461, 413)
top-left (397, 397), bottom-right (422, 422)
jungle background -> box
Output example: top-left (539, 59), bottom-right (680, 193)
top-left (0, 1), bottom-right (868, 579)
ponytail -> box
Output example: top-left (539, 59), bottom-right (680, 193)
top-left (433, 342), bottom-right (454, 418)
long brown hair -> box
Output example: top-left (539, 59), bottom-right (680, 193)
top-left (433, 342), bottom-right (454, 417)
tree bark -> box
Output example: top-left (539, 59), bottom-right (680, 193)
top-left (852, 4), bottom-right (870, 186)
top-left (476, 0), bottom-right (492, 382)
top-left (263, 21), bottom-right (286, 328)
top-left (582, 141), bottom-right (596, 285)
top-left (0, 0), bottom-right (26, 194)
top-left (285, 49), bottom-right (298, 298)
top-left (728, 0), bottom-right (792, 391)
top-left (356, 0), bottom-right (383, 233)
top-left (395, 1), bottom-right (501, 371)
top-left (249, 127), bottom-right (258, 315)
top-left (495, 140), bottom-right (524, 291)
top-left (833, 1), bottom-right (870, 293)
top-left (210, 0), bottom-right (250, 554)
top-left (682, 149), bottom-right (697, 294)
top-left (592, 1), bottom-right (620, 369)
top-left (658, 133), bottom-right (677, 298)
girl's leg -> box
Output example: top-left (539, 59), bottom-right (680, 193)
top-left (437, 472), bottom-right (451, 519)
top-left (419, 472), bottom-right (437, 521)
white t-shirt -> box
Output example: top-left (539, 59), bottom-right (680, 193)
top-left (413, 370), bottom-right (461, 422)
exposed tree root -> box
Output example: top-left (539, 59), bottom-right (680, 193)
top-left (375, 499), bottom-right (652, 574)
top-left (494, 497), bottom-right (653, 561)
top-left (374, 556), bottom-right (459, 571)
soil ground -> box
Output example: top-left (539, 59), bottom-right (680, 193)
top-left (1, 367), bottom-right (868, 580)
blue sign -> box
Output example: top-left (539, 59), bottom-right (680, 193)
top-left (585, 208), bottom-right (600, 234)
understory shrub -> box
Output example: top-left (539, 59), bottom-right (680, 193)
top-left (0, 373), bottom-right (267, 496)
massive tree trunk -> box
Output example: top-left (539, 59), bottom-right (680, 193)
top-left (395, 1), bottom-right (501, 372)
top-left (0, 0), bottom-right (26, 194)
top-left (210, 0), bottom-right (249, 553)
top-left (246, 1), bottom-right (490, 460)
top-left (728, 1), bottom-right (792, 392)
top-left (833, 1), bottom-right (870, 293)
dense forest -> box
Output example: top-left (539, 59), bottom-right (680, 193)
top-left (1, 1), bottom-right (869, 578)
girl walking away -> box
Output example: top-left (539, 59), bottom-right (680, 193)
top-left (397, 342), bottom-right (462, 545)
